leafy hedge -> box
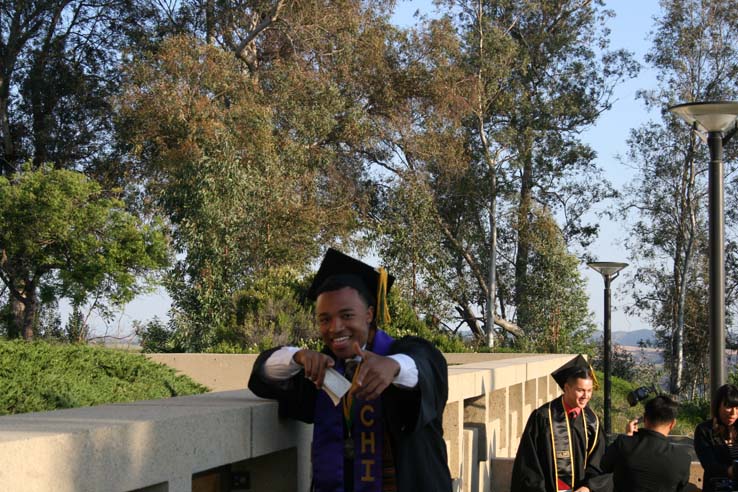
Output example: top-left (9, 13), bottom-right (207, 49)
top-left (0, 340), bottom-right (207, 415)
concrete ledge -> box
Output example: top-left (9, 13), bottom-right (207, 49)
top-left (5, 352), bottom-right (705, 492)
top-left (0, 390), bottom-right (311, 492)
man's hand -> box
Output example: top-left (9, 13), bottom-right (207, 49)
top-left (293, 349), bottom-right (334, 389)
top-left (352, 342), bottom-right (400, 401)
top-left (574, 487), bottom-right (590, 492)
top-left (625, 418), bottom-right (639, 436)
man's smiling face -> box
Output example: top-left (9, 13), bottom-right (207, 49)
top-left (316, 286), bottom-right (374, 359)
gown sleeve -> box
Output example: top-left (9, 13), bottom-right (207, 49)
top-left (384, 336), bottom-right (448, 432)
top-left (582, 423), bottom-right (611, 491)
top-left (247, 346), bottom-right (318, 423)
top-left (511, 410), bottom-right (548, 492)
top-left (383, 336), bottom-right (453, 492)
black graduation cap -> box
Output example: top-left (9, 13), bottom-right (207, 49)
top-left (306, 248), bottom-right (395, 304)
top-left (551, 354), bottom-right (598, 390)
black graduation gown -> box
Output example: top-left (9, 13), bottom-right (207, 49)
top-left (247, 335), bottom-right (452, 492)
top-left (511, 396), bottom-right (610, 492)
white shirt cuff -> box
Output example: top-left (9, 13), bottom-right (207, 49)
top-left (262, 346), bottom-right (302, 380)
top-left (388, 353), bottom-right (418, 388)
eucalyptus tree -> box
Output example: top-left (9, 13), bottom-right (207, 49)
top-left (116, 1), bottom-right (401, 348)
top-left (0, 0), bottom-right (146, 176)
top-left (365, 0), bottom-right (633, 349)
top-left (622, 0), bottom-right (738, 394)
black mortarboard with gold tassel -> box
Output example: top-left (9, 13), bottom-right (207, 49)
top-left (307, 248), bottom-right (394, 328)
top-left (552, 354), bottom-right (600, 390)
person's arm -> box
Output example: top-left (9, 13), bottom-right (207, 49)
top-left (261, 346), bottom-right (302, 380)
top-left (694, 421), bottom-right (732, 479)
top-left (247, 347), bottom-right (321, 423)
top-left (387, 353), bottom-right (418, 388)
top-left (385, 336), bottom-right (448, 431)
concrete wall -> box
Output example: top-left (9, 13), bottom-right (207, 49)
top-left (143, 352), bottom-right (542, 393)
top-left (0, 353), bottom-right (704, 491)
top-left (145, 354), bottom-right (259, 392)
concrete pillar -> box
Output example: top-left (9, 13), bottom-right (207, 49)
top-left (488, 388), bottom-right (508, 457)
top-left (508, 383), bottom-right (523, 452)
top-left (443, 400), bottom-right (464, 481)
top-left (464, 394), bottom-right (489, 492)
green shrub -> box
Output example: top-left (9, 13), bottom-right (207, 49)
top-left (0, 340), bottom-right (207, 415)
top-left (587, 370), bottom-right (705, 437)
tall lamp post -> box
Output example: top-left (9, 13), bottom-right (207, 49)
top-left (668, 101), bottom-right (738, 395)
top-left (588, 261), bottom-right (628, 436)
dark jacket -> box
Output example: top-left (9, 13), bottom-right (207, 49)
top-left (695, 419), bottom-right (736, 492)
top-left (602, 428), bottom-right (691, 492)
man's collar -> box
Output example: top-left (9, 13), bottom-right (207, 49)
top-left (562, 398), bottom-right (582, 418)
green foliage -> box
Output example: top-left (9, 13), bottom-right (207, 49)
top-left (0, 340), bottom-right (207, 415)
top-left (116, 32), bottom-right (372, 347)
top-left (385, 290), bottom-right (470, 353)
top-left (588, 370), bottom-right (706, 437)
top-left (367, 0), bottom-right (634, 348)
top-left (513, 208), bottom-right (596, 354)
top-left (0, 165), bottom-right (169, 339)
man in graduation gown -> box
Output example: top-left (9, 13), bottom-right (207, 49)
top-left (511, 355), bottom-right (610, 492)
top-left (248, 248), bottom-right (452, 492)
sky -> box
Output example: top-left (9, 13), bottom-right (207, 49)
top-left (86, 0), bottom-right (665, 338)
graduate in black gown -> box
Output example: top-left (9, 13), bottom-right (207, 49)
top-left (248, 248), bottom-right (452, 492)
top-left (511, 355), bottom-right (610, 492)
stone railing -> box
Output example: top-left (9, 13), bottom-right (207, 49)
top-left (0, 353), bottom-right (705, 491)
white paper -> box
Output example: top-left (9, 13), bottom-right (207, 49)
top-left (322, 368), bottom-right (352, 406)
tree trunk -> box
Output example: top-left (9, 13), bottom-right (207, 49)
top-left (514, 140), bottom-right (534, 311)
top-left (0, 79), bottom-right (15, 176)
top-left (22, 292), bottom-right (37, 340)
top-left (9, 296), bottom-right (23, 339)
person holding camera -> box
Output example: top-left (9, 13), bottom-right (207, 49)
top-left (695, 383), bottom-right (738, 492)
top-left (601, 395), bottom-right (691, 491)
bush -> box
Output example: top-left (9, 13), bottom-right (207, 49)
top-left (0, 340), bottom-right (207, 415)
top-left (385, 291), bottom-right (469, 353)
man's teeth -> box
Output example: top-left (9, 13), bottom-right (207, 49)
top-left (334, 336), bottom-right (350, 342)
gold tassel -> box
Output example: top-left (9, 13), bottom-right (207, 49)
top-left (376, 268), bottom-right (391, 328)
top-left (588, 361), bottom-right (600, 390)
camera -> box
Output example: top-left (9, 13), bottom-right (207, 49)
top-left (626, 385), bottom-right (657, 407)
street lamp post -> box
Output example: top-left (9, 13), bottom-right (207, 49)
top-left (588, 261), bottom-right (628, 436)
top-left (668, 101), bottom-right (738, 396)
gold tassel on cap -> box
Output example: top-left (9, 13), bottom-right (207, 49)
top-left (588, 361), bottom-right (600, 390)
top-left (375, 267), bottom-right (391, 328)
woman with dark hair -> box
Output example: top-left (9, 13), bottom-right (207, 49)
top-left (695, 383), bottom-right (738, 491)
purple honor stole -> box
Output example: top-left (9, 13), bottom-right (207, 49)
top-left (312, 330), bottom-right (394, 492)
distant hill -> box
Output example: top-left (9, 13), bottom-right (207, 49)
top-left (590, 329), bottom-right (655, 347)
